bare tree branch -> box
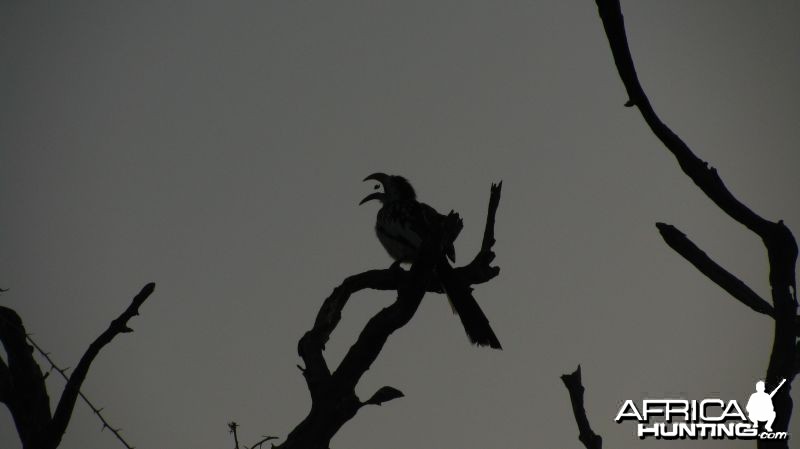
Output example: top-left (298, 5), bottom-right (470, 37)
top-left (0, 307), bottom-right (52, 448)
top-left (48, 282), bottom-right (155, 447)
top-left (278, 183), bottom-right (502, 449)
top-left (480, 181), bottom-right (502, 253)
top-left (0, 283), bottom-right (155, 449)
top-left (0, 352), bottom-right (10, 403)
top-left (229, 421), bottom-right (240, 449)
top-left (593, 0), bottom-right (798, 295)
top-left (595, 1), bottom-right (773, 236)
top-left (25, 335), bottom-right (135, 449)
top-left (363, 386), bottom-right (404, 406)
top-left (228, 422), bottom-right (279, 449)
top-left (248, 435), bottom-right (279, 449)
top-left (561, 366), bottom-right (602, 449)
top-left (592, 0), bottom-right (798, 445)
top-left (656, 222), bottom-right (774, 317)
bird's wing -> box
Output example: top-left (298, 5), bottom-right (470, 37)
top-left (377, 202), bottom-right (424, 252)
top-left (376, 214), bottom-right (422, 251)
top-left (416, 202), bottom-right (458, 262)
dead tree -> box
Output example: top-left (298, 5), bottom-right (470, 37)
top-left (0, 283), bottom-right (156, 449)
top-left (562, 2), bottom-right (798, 448)
top-left (274, 183), bottom-right (503, 449)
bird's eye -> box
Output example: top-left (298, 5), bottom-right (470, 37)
top-left (374, 184), bottom-right (380, 190)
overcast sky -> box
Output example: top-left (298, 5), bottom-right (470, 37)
top-left (1, 1), bottom-right (799, 448)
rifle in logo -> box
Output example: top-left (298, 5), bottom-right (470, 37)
top-left (615, 378), bottom-right (790, 440)
top-left (746, 378), bottom-right (786, 432)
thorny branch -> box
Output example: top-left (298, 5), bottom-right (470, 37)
top-left (25, 335), bottom-right (134, 449)
top-left (0, 283), bottom-right (155, 449)
top-left (51, 282), bottom-right (155, 443)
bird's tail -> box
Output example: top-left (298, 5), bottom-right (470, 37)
top-left (438, 262), bottom-right (502, 349)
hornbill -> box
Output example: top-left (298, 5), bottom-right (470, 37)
top-left (359, 173), bottom-right (502, 349)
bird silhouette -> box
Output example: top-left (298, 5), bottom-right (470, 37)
top-left (360, 173), bottom-right (502, 349)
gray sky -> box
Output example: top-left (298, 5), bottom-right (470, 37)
top-left (1, 1), bottom-right (798, 448)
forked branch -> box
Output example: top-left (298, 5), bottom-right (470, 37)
top-left (0, 283), bottom-right (155, 449)
top-left (589, 1), bottom-right (798, 447)
top-left (278, 183), bottom-right (502, 449)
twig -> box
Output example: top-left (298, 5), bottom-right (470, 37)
top-left (248, 435), bottom-right (279, 449)
top-left (228, 422), bottom-right (278, 449)
top-left (229, 422), bottom-right (240, 449)
top-left (49, 282), bottom-right (154, 446)
top-left (561, 366), bottom-right (602, 449)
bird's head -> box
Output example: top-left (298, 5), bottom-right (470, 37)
top-left (359, 173), bottom-right (416, 205)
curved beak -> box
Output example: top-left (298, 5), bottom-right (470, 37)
top-left (363, 172), bottom-right (389, 185)
top-left (359, 192), bottom-right (384, 205)
top-left (361, 173), bottom-right (389, 205)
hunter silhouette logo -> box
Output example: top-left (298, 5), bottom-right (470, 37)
top-left (746, 379), bottom-right (784, 432)
top-left (615, 378), bottom-right (789, 440)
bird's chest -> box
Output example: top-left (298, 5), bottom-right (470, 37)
top-left (375, 203), bottom-right (424, 262)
